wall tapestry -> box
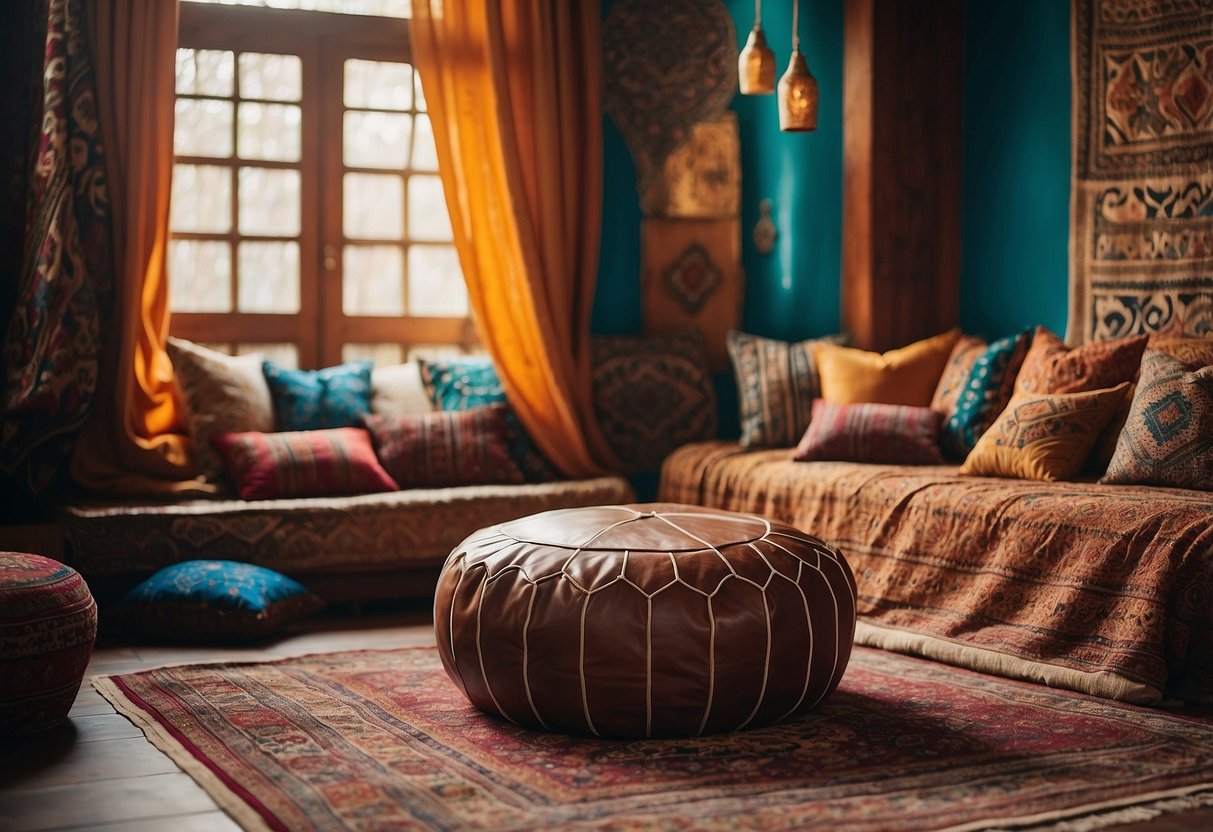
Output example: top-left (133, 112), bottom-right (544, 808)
top-left (1068, 0), bottom-right (1213, 343)
top-left (1, 0), bottom-right (111, 514)
top-left (603, 0), bottom-right (742, 370)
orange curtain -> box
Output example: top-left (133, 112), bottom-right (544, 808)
top-left (411, 0), bottom-right (619, 478)
top-left (72, 0), bottom-right (204, 494)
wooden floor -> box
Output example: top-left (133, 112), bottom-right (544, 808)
top-left (2, 604), bottom-right (1211, 832)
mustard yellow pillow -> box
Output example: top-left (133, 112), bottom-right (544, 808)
top-left (958, 383), bottom-right (1131, 482)
top-left (814, 329), bottom-right (962, 406)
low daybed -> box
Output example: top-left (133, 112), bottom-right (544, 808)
top-left (658, 441), bottom-right (1213, 706)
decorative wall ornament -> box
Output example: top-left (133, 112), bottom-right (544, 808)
top-left (753, 198), bottom-right (777, 254)
top-left (1068, 0), bottom-right (1213, 343)
top-left (642, 218), bottom-right (743, 371)
top-left (603, 0), bottom-right (737, 194)
top-left (642, 114), bottom-right (740, 218)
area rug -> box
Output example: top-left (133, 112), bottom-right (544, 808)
top-left (1068, 0), bottom-right (1213, 343)
top-left (94, 646), bottom-right (1213, 832)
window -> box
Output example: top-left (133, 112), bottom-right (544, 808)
top-left (170, 1), bottom-right (470, 369)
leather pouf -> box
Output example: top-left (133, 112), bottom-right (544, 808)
top-left (434, 503), bottom-right (856, 738)
top-left (0, 553), bottom-right (98, 734)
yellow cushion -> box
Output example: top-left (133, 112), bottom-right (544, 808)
top-left (958, 383), bottom-right (1131, 482)
top-left (814, 329), bottom-right (962, 406)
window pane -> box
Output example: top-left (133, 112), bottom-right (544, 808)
top-left (408, 244), bottom-right (467, 316)
top-left (238, 52), bottom-right (301, 102)
top-left (238, 102), bottom-right (301, 161)
top-left (343, 111), bottom-right (409, 169)
top-left (234, 342), bottom-right (298, 368)
top-left (408, 344), bottom-right (467, 362)
top-left (344, 59), bottom-right (412, 110)
top-left (238, 241), bottom-right (300, 312)
top-left (344, 173), bottom-right (402, 239)
top-left (169, 240), bottom-right (232, 312)
top-left (407, 175), bottom-right (451, 241)
top-left (343, 244), bottom-right (403, 315)
top-left (410, 113), bottom-right (437, 171)
top-left (170, 164), bottom-right (232, 233)
top-left (175, 48), bottom-right (233, 96)
top-left (183, 0), bottom-right (409, 18)
top-left (343, 343), bottom-right (404, 366)
top-left (174, 99), bottom-right (233, 158)
top-left (238, 167), bottom-right (300, 236)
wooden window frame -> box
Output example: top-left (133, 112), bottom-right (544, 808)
top-left (172, 2), bottom-right (473, 368)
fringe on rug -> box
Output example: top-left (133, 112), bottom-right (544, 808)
top-left (988, 789), bottom-right (1213, 832)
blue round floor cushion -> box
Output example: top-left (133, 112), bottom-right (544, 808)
top-left (120, 560), bottom-right (325, 642)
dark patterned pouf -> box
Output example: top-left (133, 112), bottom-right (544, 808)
top-left (435, 503), bottom-right (857, 739)
top-left (0, 552), bottom-right (98, 734)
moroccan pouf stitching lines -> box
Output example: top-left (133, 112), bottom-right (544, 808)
top-left (0, 552), bottom-right (98, 734)
top-left (434, 503), bottom-right (857, 739)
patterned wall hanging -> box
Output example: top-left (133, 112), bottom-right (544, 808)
top-left (642, 218), bottom-right (743, 371)
top-left (1068, 0), bottom-right (1213, 343)
top-left (642, 114), bottom-right (741, 219)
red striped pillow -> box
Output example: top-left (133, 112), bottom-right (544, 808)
top-left (793, 399), bottom-right (945, 465)
top-left (210, 427), bottom-right (399, 500)
top-left (363, 404), bottom-right (525, 489)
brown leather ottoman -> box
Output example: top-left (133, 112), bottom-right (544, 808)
top-left (434, 503), bottom-right (856, 738)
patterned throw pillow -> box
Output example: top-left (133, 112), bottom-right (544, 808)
top-left (119, 560), bottom-right (324, 642)
top-left (793, 400), bottom-right (945, 465)
top-left (210, 427), bottom-right (399, 500)
top-left (1101, 349), bottom-right (1213, 490)
top-left (363, 405), bottom-right (525, 488)
top-left (939, 330), bottom-right (1031, 459)
top-left (727, 330), bottom-right (848, 448)
top-left (1015, 327), bottom-right (1148, 395)
top-left (959, 383), bottom-right (1131, 482)
top-left (930, 334), bottom-right (986, 418)
top-left (591, 332), bottom-right (716, 471)
top-left (1149, 335), bottom-right (1213, 368)
top-left (814, 329), bottom-right (962, 407)
top-left (167, 338), bottom-right (274, 482)
top-left (263, 359), bottom-right (373, 431)
top-left (419, 356), bottom-right (556, 481)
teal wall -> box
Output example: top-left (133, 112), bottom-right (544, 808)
top-left (960, 0), bottom-right (1070, 340)
top-left (594, 0), bottom-right (844, 343)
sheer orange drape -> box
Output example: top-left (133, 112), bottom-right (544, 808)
top-left (72, 0), bottom-right (203, 494)
top-left (411, 0), bottom-right (619, 478)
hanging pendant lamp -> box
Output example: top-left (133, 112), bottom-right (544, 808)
top-left (738, 0), bottom-right (776, 95)
top-left (778, 0), bottom-right (819, 132)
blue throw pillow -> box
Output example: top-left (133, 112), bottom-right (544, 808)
top-left (419, 356), bottom-right (558, 481)
top-left (940, 329), bottom-right (1031, 459)
top-left (120, 560), bottom-right (325, 642)
top-left (263, 359), bottom-right (373, 431)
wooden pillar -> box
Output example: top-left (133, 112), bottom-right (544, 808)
top-left (842, 0), bottom-right (963, 352)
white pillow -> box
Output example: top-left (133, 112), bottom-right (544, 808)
top-left (167, 338), bottom-right (274, 481)
top-left (371, 362), bottom-right (434, 416)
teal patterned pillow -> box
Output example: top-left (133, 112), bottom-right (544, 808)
top-left (119, 560), bottom-right (325, 642)
top-left (263, 359), bottom-right (373, 431)
top-left (940, 330), bottom-right (1031, 459)
top-left (419, 356), bottom-right (557, 481)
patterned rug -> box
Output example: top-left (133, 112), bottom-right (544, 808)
top-left (94, 646), bottom-right (1213, 831)
top-left (1068, 0), bottom-right (1213, 342)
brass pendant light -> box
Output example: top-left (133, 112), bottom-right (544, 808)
top-left (778, 0), bottom-right (819, 132)
top-left (738, 0), bottom-right (776, 95)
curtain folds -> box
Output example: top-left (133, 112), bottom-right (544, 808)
top-left (411, 0), bottom-right (619, 478)
top-left (71, 0), bottom-right (204, 495)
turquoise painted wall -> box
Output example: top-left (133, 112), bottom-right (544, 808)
top-left (960, 0), bottom-right (1070, 340)
top-left (594, 0), bottom-right (844, 343)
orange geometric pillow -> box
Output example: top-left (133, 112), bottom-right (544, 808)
top-left (958, 383), bottom-right (1131, 482)
top-left (1015, 327), bottom-right (1147, 395)
top-left (1148, 335), bottom-right (1213, 368)
top-left (814, 329), bottom-right (962, 407)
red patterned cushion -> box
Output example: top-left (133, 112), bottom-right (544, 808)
top-left (1016, 327), bottom-right (1148, 395)
top-left (363, 404), bottom-right (525, 489)
top-left (210, 428), bottom-right (399, 500)
top-left (793, 399), bottom-right (945, 465)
